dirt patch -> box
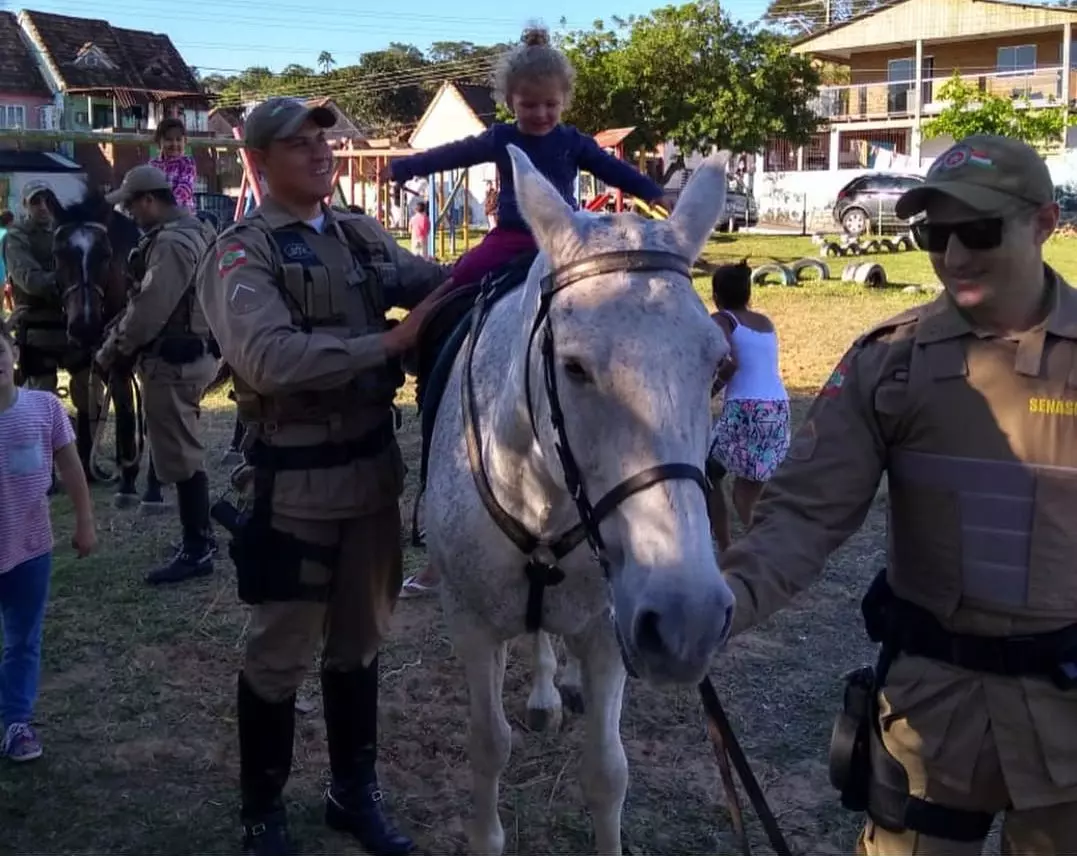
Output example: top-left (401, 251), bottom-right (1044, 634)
top-left (2, 233), bottom-right (1029, 854)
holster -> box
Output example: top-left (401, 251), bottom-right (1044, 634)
top-left (826, 569), bottom-right (1001, 843)
top-left (212, 468), bottom-right (338, 606)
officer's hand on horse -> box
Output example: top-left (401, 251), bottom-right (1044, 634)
top-left (382, 285), bottom-right (450, 356)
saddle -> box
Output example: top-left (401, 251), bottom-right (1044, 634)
top-left (409, 251), bottom-right (538, 544)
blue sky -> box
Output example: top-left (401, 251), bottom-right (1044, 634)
top-left (17, 0), bottom-right (772, 74)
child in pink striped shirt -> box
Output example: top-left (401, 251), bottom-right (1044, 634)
top-left (0, 324), bottom-right (96, 762)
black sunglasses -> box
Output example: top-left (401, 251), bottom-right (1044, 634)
top-left (911, 218), bottom-right (1005, 253)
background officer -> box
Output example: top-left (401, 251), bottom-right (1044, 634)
top-left (197, 97), bottom-right (453, 856)
top-left (721, 134), bottom-right (1077, 854)
top-left (96, 165), bottom-right (219, 586)
top-left (5, 180), bottom-right (103, 478)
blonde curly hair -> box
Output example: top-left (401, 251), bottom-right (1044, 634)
top-left (493, 24), bottom-right (576, 109)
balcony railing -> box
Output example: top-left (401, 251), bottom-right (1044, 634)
top-left (811, 66), bottom-right (1073, 122)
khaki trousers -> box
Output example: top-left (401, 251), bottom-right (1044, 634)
top-left (243, 505), bottom-right (404, 703)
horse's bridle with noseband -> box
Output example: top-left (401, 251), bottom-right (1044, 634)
top-left (461, 249), bottom-right (709, 642)
top-left (459, 247), bottom-right (795, 856)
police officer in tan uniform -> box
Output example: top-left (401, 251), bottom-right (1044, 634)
top-left (96, 165), bottom-right (220, 585)
top-left (5, 180), bottom-right (104, 475)
top-left (721, 134), bottom-right (1077, 854)
top-left (197, 97), bottom-right (453, 856)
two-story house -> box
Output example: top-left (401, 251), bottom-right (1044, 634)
top-left (18, 10), bottom-right (209, 135)
top-left (757, 0), bottom-right (1077, 227)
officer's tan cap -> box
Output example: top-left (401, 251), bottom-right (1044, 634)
top-left (896, 134), bottom-right (1055, 220)
top-left (243, 97), bottom-right (336, 150)
top-left (105, 165), bottom-right (172, 205)
top-left (22, 179), bottom-right (51, 203)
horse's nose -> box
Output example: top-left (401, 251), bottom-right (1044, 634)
top-left (630, 582), bottom-right (734, 681)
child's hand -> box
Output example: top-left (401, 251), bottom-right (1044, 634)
top-left (71, 518), bottom-right (97, 558)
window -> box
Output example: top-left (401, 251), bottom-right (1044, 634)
top-left (997, 45), bottom-right (1036, 74)
top-left (0, 104), bottom-right (26, 129)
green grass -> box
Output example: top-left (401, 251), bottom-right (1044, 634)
top-left (2, 231), bottom-right (1050, 854)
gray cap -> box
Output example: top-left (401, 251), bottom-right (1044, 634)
top-left (22, 179), bottom-right (52, 203)
top-left (243, 97), bottom-right (336, 150)
top-left (106, 165), bottom-right (173, 205)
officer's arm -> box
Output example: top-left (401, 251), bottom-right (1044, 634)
top-left (721, 343), bottom-right (888, 636)
top-left (108, 237), bottom-right (192, 356)
top-left (197, 231), bottom-right (393, 396)
top-left (5, 229), bottom-right (56, 297)
top-left (373, 223), bottom-right (454, 310)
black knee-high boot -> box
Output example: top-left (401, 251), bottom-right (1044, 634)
top-left (238, 673), bottom-right (298, 856)
top-left (144, 471), bottom-right (214, 585)
top-left (322, 657), bottom-right (415, 856)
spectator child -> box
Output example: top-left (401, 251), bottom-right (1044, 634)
top-left (409, 201), bottom-right (431, 258)
top-left (149, 118), bottom-right (197, 214)
top-left (0, 322), bottom-right (96, 762)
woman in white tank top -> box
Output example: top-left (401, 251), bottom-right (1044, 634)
top-left (706, 261), bottom-right (791, 551)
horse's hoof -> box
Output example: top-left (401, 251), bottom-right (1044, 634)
top-left (526, 704), bottom-right (563, 733)
top-left (114, 492), bottom-right (139, 509)
top-left (559, 684), bottom-right (586, 715)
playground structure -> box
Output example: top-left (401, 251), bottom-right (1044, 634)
top-left (0, 124), bottom-right (677, 268)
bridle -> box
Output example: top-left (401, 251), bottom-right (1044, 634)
top-left (54, 221), bottom-right (111, 335)
top-left (460, 249), bottom-right (710, 657)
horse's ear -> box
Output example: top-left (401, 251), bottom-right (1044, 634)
top-left (506, 144), bottom-right (575, 255)
top-left (668, 149), bottom-right (732, 262)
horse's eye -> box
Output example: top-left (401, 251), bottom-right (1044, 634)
top-left (562, 358), bottom-right (590, 383)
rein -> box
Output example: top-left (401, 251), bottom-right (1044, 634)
top-left (89, 369), bottom-right (145, 481)
top-left (458, 248), bottom-right (795, 856)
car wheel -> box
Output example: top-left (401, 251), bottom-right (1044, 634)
top-left (842, 207), bottom-right (869, 236)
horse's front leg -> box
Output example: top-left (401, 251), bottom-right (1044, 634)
top-left (445, 598), bottom-right (512, 855)
top-left (564, 617), bottom-right (628, 856)
top-left (526, 630), bottom-right (563, 732)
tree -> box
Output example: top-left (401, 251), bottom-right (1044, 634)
top-left (317, 51), bottom-right (336, 75)
top-left (561, 2), bottom-right (822, 154)
top-left (921, 73), bottom-right (1072, 150)
top-left (338, 43), bottom-right (431, 132)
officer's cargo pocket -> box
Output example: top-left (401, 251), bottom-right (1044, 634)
top-left (1025, 680), bottom-right (1077, 788)
top-left (1027, 469), bottom-right (1077, 611)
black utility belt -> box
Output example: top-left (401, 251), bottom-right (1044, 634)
top-left (246, 419), bottom-right (395, 472)
top-left (888, 624), bottom-right (1077, 688)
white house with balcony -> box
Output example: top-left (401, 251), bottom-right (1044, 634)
top-left (756, 0), bottom-right (1077, 230)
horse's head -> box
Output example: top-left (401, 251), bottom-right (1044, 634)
top-left (52, 190), bottom-right (137, 349)
top-left (509, 144), bottom-right (736, 685)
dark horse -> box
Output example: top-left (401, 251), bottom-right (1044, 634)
top-left (49, 187), bottom-right (161, 506)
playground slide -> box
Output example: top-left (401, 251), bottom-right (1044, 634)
top-left (585, 193), bottom-right (611, 212)
top-left (634, 200), bottom-right (670, 220)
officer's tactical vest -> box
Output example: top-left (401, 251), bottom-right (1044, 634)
top-left (7, 220), bottom-right (65, 354)
top-left (8, 221), bottom-right (58, 315)
top-left (869, 278), bottom-right (1077, 623)
top-left (138, 216), bottom-right (214, 340)
top-left (232, 211), bottom-right (403, 424)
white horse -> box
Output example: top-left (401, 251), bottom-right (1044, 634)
top-left (424, 145), bottom-right (737, 855)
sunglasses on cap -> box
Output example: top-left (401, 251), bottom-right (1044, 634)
top-left (911, 218), bottom-right (1005, 253)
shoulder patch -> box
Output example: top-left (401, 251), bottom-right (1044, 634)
top-left (218, 242), bottom-right (248, 276)
top-left (821, 352), bottom-right (852, 399)
top-left (226, 280), bottom-right (265, 315)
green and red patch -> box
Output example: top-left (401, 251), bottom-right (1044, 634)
top-left (820, 353), bottom-right (851, 398)
top-left (217, 243), bottom-right (247, 275)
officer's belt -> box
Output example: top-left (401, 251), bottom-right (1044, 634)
top-left (142, 335), bottom-right (219, 364)
top-left (247, 419), bottom-right (395, 471)
top-left (865, 573), bottom-right (1077, 688)
top-left (237, 384), bottom-right (379, 423)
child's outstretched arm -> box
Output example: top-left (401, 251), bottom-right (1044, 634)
top-left (573, 131), bottom-right (666, 205)
top-left (389, 128), bottom-right (500, 184)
